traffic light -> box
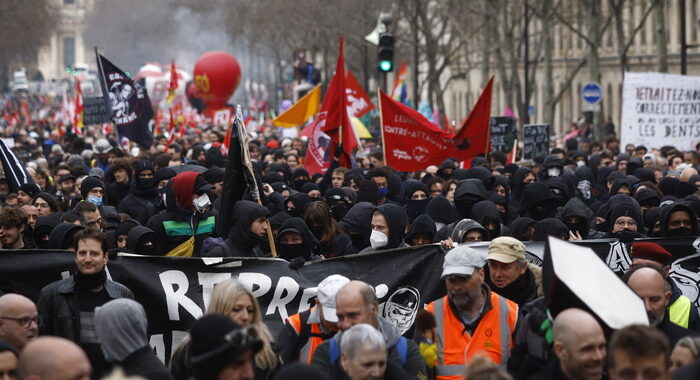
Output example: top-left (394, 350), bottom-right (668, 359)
top-left (377, 32), bottom-right (394, 72)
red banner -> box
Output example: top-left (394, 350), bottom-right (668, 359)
top-left (345, 70), bottom-right (374, 118)
top-left (379, 91), bottom-right (455, 171)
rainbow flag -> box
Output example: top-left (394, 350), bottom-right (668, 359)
top-left (390, 61), bottom-right (409, 105)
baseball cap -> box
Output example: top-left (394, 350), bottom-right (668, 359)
top-left (315, 275), bottom-right (350, 323)
top-left (441, 245), bottom-right (487, 278)
top-left (487, 236), bottom-right (526, 264)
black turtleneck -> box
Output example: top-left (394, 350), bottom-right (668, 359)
top-left (486, 266), bottom-right (538, 306)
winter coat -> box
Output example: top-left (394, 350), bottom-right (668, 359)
top-left (202, 200), bottom-right (269, 257)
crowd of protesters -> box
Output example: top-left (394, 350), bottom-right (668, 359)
top-left (2, 89), bottom-right (700, 380)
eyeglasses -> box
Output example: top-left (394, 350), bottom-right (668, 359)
top-left (1, 315), bottom-right (40, 328)
top-left (614, 219), bottom-right (637, 228)
top-left (33, 202), bottom-right (50, 209)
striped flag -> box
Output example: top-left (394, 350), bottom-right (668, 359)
top-left (0, 139), bottom-right (33, 193)
top-left (73, 80), bottom-right (84, 134)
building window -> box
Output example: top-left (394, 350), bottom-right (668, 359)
top-left (64, 0), bottom-right (75, 4)
top-left (63, 37), bottom-right (75, 70)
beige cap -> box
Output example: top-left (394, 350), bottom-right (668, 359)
top-left (487, 236), bottom-right (526, 263)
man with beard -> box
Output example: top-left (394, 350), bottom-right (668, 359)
top-left (529, 308), bottom-right (606, 380)
top-left (0, 207), bottom-right (29, 249)
top-left (425, 245), bottom-right (518, 378)
top-left (623, 265), bottom-right (699, 347)
top-left (37, 229), bottom-right (134, 379)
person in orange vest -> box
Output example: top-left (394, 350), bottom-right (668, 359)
top-left (277, 274), bottom-right (350, 364)
top-left (425, 245), bottom-right (518, 380)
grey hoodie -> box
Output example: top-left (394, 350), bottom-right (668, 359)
top-left (94, 298), bottom-right (148, 362)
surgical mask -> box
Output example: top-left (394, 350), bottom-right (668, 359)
top-left (87, 196), bottom-right (103, 207)
top-left (193, 193), bottom-right (211, 213)
top-left (369, 230), bottom-right (388, 249)
top-left (547, 168), bottom-right (561, 177)
top-left (378, 187), bottom-right (389, 197)
top-left (435, 222), bottom-right (446, 231)
top-left (576, 160), bottom-right (586, 167)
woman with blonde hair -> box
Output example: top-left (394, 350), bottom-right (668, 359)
top-left (170, 279), bottom-right (281, 380)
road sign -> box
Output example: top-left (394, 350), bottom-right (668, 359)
top-left (581, 82), bottom-right (602, 104)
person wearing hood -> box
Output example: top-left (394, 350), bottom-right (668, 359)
top-left (118, 161), bottom-right (160, 225)
top-left (518, 183), bottom-right (559, 221)
top-left (635, 188), bottom-right (661, 216)
top-left (436, 218), bottom-right (490, 248)
top-left (324, 188), bottom-right (352, 222)
top-left (311, 281), bottom-right (427, 380)
top-left (425, 196), bottom-right (459, 232)
top-left (361, 204), bottom-right (409, 253)
top-left (94, 299), bottom-right (172, 380)
top-left (33, 213), bottom-right (61, 249)
top-left (531, 218), bottom-right (570, 242)
top-left (125, 226), bottom-right (157, 256)
top-left (105, 158), bottom-right (132, 207)
top-left (454, 178), bottom-right (487, 219)
top-left (339, 202), bottom-right (375, 254)
top-left (201, 167), bottom-right (224, 202)
top-left (510, 167), bottom-right (537, 209)
top-left (541, 154), bottom-right (564, 181)
top-left (277, 217), bottom-right (322, 268)
top-left (304, 201), bottom-right (351, 258)
top-left (609, 178), bottom-right (633, 196)
top-left (203, 200), bottom-right (269, 258)
top-left (47, 222), bottom-right (85, 249)
top-left (657, 203), bottom-right (698, 238)
top-left (403, 182), bottom-right (430, 223)
top-left (484, 237), bottom-right (541, 306)
top-left (556, 197), bottom-right (604, 239)
top-left (286, 192), bottom-right (312, 218)
top-left (404, 214), bottom-right (437, 246)
top-left (437, 159), bottom-right (457, 180)
top-left (471, 200), bottom-right (509, 240)
top-left (605, 199), bottom-right (647, 241)
top-left (291, 168), bottom-right (311, 191)
top-left (146, 171), bottom-right (218, 257)
top-left (302, 182), bottom-right (322, 200)
top-left (508, 217), bottom-right (536, 241)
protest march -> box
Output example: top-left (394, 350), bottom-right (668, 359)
top-left (5, 2), bottom-right (700, 380)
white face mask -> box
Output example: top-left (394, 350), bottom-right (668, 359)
top-left (435, 222), bottom-right (446, 231)
top-left (369, 230), bottom-right (388, 249)
top-left (576, 160), bottom-right (585, 167)
top-left (193, 193), bottom-right (211, 213)
top-left (547, 168), bottom-right (561, 177)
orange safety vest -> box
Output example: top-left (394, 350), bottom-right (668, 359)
top-left (426, 292), bottom-right (518, 380)
top-left (286, 307), bottom-right (328, 364)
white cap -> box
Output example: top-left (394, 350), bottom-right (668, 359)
top-left (316, 274), bottom-right (350, 323)
top-left (441, 245), bottom-right (487, 278)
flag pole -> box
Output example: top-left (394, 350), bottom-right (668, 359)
top-left (94, 47), bottom-right (119, 146)
top-left (378, 90), bottom-right (386, 165)
top-left (237, 105), bottom-right (278, 257)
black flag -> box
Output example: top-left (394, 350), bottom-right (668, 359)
top-left (97, 53), bottom-right (154, 148)
top-left (216, 108), bottom-right (248, 237)
top-left (0, 139), bottom-right (33, 193)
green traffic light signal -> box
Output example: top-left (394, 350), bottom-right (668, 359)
top-left (379, 60), bottom-right (393, 72)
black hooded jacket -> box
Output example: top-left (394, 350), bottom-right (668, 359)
top-left (426, 196), bottom-right (459, 225)
top-left (510, 167), bottom-right (534, 209)
top-left (404, 214), bottom-right (437, 245)
top-left (204, 200), bottom-right (270, 257)
top-left (118, 161), bottom-right (160, 224)
top-left (360, 204), bottom-right (409, 252)
top-left (518, 183), bottom-right (558, 220)
top-left (454, 179), bottom-right (487, 219)
top-left (435, 218), bottom-right (489, 243)
top-left (126, 226), bottom-right (157, 256)
top-left (471, 200), bottom-right (506, 240)
top-left (48, 223), bottom-right (85, 249)
top-left (556, 197), bottom-right (602, 238)
top-left (276, 217), bottom-right (321, 261)
top-left (658, 203), bottom-right (698, 238)
top-left (339, 202), bottom-right (375, 253)
top-left (531, 218), bottom-right (569, 242)
top-left (508, 217), bottom-right (536, 241)
top-left (34, 213), bottom-right (61, 249)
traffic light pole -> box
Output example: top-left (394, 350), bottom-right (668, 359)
top-left (382, 71), bottom-right (388, 94)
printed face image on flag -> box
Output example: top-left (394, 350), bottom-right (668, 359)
top-left (106, 76), bottom-right (146, 125)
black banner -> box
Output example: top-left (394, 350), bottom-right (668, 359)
top-left (523, 124), bottom-right (550, 160)
top-left (2, 237), bottom-right (699, 361)
top-left (97, 54), bottom-right (154, 148)
top-left (83, 96), bottom-right (111, 125)
top-left (489, 116), bottom-right (517, 153)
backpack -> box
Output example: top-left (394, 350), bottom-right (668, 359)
top-left (329, 335), bottom-right (408, 366)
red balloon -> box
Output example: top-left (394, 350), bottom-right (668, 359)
top-left (193, 51), bottom-right (242, 110)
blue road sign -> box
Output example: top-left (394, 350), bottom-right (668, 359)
top-left (581, 82), bottom-right (602, 104)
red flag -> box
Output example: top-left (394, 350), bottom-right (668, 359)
top-left (154, 109), bottom-right (164, 136)
top-left (73, 80), bottom-right (84, 135)
top-left (345, 70), bottom-right (374, 118)
top-left (379, 90), bottom-right (455, 172)
top-left (303, 116), bottom-right (333, 175)
top-left (451, 77), bottom-right (494, 165)
top-left (167, 108), bottom-right (176, 136)
top-left (166, 60), bottom-right (178, 104)
top-left (221, 123), bottom-right (232, 156)
top-left (318, 37), bottom-right (358, 168)
top-left (20, 101), bottom-right (32, 125)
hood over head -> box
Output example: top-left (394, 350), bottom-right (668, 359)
top-left (426, 196), bottom-right (459, 224)
top-left (126, 226), bottom-right (156, 255)
top-left (532, 218), bottom-right (569, 241)
top-left (48, 222), bottom-right (84, 249)
top-left (508, 217), bottom-right (536, 241)
top-left (449, 218), bottom-right (489, 243)
top-left (373, 204), bottom-right (409, 249)
top-left (94, 298), bottom-right (148, 362)
top-left (404, 214), bottom-right (437, 245)
top-left (276, 217), bottom-right (318, 260)
top-left (339, 202), bottom-right (375, 251)
top-left (229, 200), bottom-right (270, 247)
top-left (471, 200), bottom-right (502, 239)
top-left (658, 202), bottom-right (698, 237)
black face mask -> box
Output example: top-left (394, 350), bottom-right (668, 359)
top-left (455, 200), bottom-right (475, 219)
top-left (292, 179), bottom-right (309, 191)
top-left (138, 243), bottom-right (156, 256)
top-left (530, 203), bottom-right (554, 220)
top-left (666, 227), bottom-right (694, 238)
top-left (136, 177), bottom-right (156, 190)
top-left (330, 205), bottom-right (348, 222)
top-left (288, 208), bottom-right (302, 218)
top-left (613, 229), bottom-right (642, 242)
top-left (279, 243), bottom-right (308, 261)
top-left (405, 199), bottom-right (430, 221)
top-left (566, 221), bottom-right (589, 237)
top-left (349, 233), bottom-right (368, 251)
